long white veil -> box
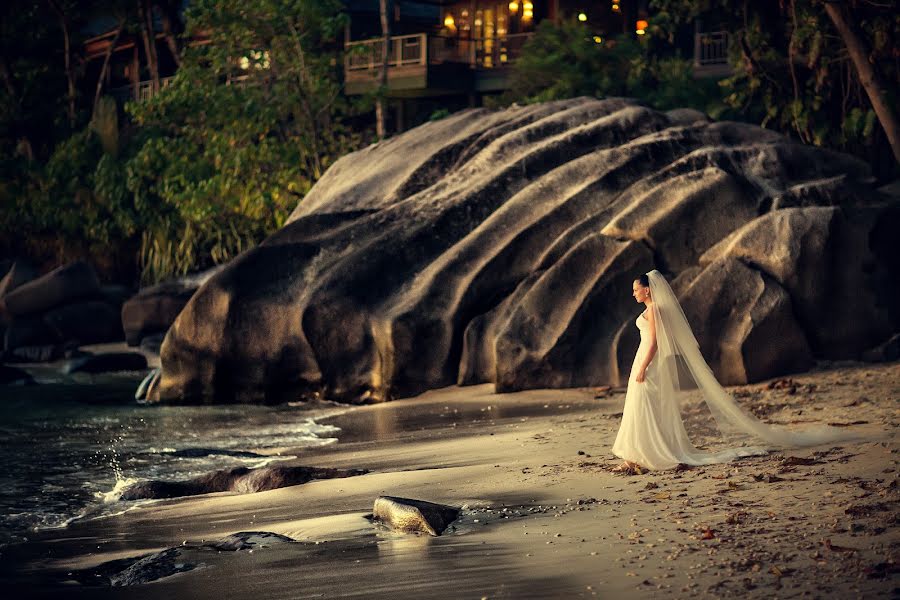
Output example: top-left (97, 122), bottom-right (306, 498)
top-left (647, 269), bottom-right (870, 453)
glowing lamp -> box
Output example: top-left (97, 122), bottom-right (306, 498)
top-left (636, 19), bottom-right (648, 35)
top-left (593, 35), bottom-right (602, 44)
top-left (509, 1), bottom-right (518, 12)
top-left (444, 14), bottom-right (455, 28)
top-left (578, 12), bottom-right (587, 21)
top-left (612, 3), bottom-right (620, 12)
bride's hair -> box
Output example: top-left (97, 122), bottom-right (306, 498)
top-left (634, 274), bottom-right (649, 287)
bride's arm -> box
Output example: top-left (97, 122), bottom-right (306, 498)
top-left (635, 309), bottom-right (658, 382)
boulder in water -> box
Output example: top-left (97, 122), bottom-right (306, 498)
top-left (78, 531), bottom-right (296, 586)
top-left (206, 531), bottom-right (295, 551)
top-left (119, 465), bottom-right (369, 500)
top-left (371, 495), bottom-right (461, 536)
top-left (108, 548), bottom-right (199, 586)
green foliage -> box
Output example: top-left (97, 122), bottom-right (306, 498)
top-left (652, 0), bottom-right (898, 178)
top-left (491, 18), bottom-right (723, 115)
top-left (496, 19), bottom-right (634, 103)
top-left (495, 2), bottom-right (896, 179)
top-left (429, 108), bottom-right (451, 121)
top-left (121, 0), bottom-right (368, 284)
top-left (1, 0), bottom-right (373, 285)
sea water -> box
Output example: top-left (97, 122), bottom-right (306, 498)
top-left (0, 373), bottom-right (348, 547)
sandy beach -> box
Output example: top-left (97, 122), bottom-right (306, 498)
top-left (2, 359), bottom-right (897, 599)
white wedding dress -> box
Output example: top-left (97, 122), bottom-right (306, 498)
top-left (611, 309), bottom-right (768, 470)
top-left (610, 270), bottom-right (873, 472)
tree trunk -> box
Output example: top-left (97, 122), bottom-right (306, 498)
top-left (376, 0), bottom-right (393, 140)
top-left (94, 22), bottom-right (125, 112)
top-left (137, 0), bottom-right (160, 92)
top-left (824, 1), bottom-right (900, 165)
top-left (48, 0), bottom-right (76, 127)
top-left (0, 55), bottom-right (34, 159)
top-left (159, 2), bottom-right (182, 67)
top-left (130, 45), bottom-right (140, 100)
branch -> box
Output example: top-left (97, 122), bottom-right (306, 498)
top-left (824, 0), bottom-right (900, 164)
top-left (787, 0), bottom-right (809, 143)
top-left (94, 20), bottom-right (126, 111)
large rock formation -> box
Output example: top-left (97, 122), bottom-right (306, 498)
top-left (1, 260), bottom-right (127, 361)
top-left (121, 265), bottom-right (225, 347)
top-left (150, 97), bottom-right (900, 405)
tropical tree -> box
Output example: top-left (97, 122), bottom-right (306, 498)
top-left (376, 0), bottom-right (393, 140)
top-left (650, 0), bottom-right (899, 178)
top-left (125, 0), bottom-right (370, 282)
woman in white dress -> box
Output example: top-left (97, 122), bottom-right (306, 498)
top-left (611, 269), bottom-right (870, 474)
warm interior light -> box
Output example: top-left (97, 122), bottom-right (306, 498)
top-left (444, 14), bottom-right (455, 28)
top-left (612, 3), bottom-right (620, 12)
top-left (578, 12), bottom-right (587, 21)
top-left (523, 1), bottom-right (533, 8)
top-left (509, 1), bottom-right (518, 12)
top-left (636, 19), bottom-right (648, 30)
top-left (593, 35), bottom-right (603, 44)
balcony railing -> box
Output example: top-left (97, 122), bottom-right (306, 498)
top-left (109, 76), bottom-right (175, 103)
top-left (694, 31), bottom-right (729, 66)
top-left (345, 32), bottom-right (534, 72)
top-left (346, 33), bottom-right (428, 70)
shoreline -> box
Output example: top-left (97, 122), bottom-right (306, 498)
top-left (1, 360), bottom-right (897, 598)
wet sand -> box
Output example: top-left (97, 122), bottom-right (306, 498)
top-left (2, 360), bottom-right (897, 599)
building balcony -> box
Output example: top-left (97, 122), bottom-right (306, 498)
top-left (344, 32), bottom-right (534, 97)
top-left (693, 31), bottom-right (732, 79)
top-left (109, 76), bottom-right (176, 104)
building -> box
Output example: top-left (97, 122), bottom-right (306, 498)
top-left (81, 1), bottom-right (731, 132)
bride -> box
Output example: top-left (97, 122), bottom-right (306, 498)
top-left (611, 269), bottom-right (868, 474)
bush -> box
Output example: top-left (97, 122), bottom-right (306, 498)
top-left (492, 19), bottom-right (724, 116)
